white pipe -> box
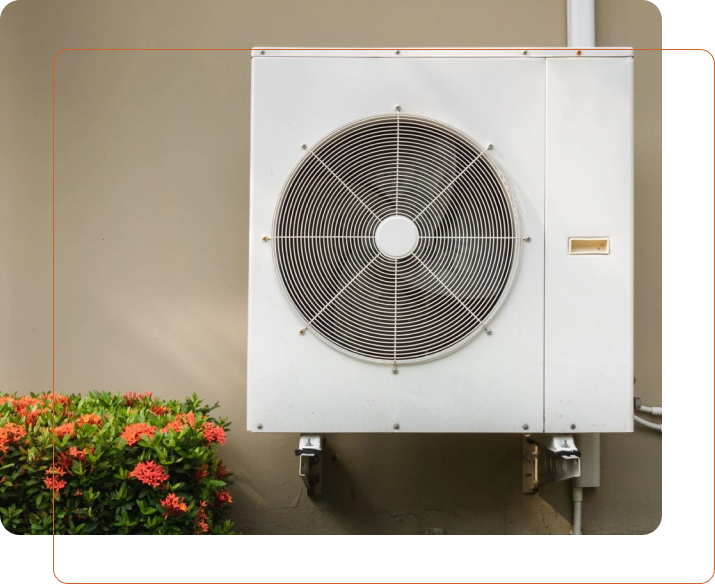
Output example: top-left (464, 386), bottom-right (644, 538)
top-left (634, 415), bottom-right (662, 432)
top-left (636, 405), bottom-right (662, 416)
top-left (572, 483), bottom-right (583, 535)
top-left (567, 0), bottom-right (595, 48)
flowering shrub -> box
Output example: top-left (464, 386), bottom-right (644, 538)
top-left (0, 391), bottom-right (234, 534)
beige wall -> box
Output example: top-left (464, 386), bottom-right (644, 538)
top-left (0, 0), bottom-right (661, 534)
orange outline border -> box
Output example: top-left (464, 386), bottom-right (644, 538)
top-left (47, 47), bottom-right (713, 584)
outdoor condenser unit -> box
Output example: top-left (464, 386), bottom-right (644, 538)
top-left (248, 48), bottom-right (634, 435)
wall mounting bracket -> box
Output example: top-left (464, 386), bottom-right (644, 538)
top-left (522, 434), bottom-right (581, 493)
top-left (295, 434), bottom-right (323, 496)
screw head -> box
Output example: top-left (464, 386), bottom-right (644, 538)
top-left (487, 143), bottom-right (494, 150)
top-left (262, 235), bottom-right (269, 242)
top-left (576, 50), bottom-right (582, 56)
top-left (257, 423), bottom-right (263, 430)
top-left (485, 328), bottom-right (492, 336)
top-left (522, 50), bottom-right (528, 55)
top-left (395, 105), bottom-right (402, 112)
top-left (570, 424), bottom-right (576, 430)
top-left (299, 328), bottom-right (306, 335)
top-left (393, 423), bottom-right (400, 430)
top-left (395, 50), bottom-right (401, 55)
top-left (523, 424), bottom-right (529, 431)
top-left (260, 50), bottom-right (265, 55)
top-left (523, 236), bottom-right (531, 242)
top-left (301, 144), bottom-right (307, 150)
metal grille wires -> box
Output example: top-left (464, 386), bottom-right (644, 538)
top-left (271, 113), bottom-right (521, 365)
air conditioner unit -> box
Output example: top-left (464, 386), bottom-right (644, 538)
top-left (248, 48), bottom-right (633, 435)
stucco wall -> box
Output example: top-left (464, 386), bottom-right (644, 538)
top-left (0, 0), bottom-right (661, 534)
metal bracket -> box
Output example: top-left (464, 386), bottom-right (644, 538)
top-left (295, 434), bottom-right (323, 496)
top-left (522, 434), bottom-right (581, 493)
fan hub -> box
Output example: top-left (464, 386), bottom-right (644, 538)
top-left (375, 215), bottom-right (419, 259)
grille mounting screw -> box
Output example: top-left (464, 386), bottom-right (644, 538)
top-left (523, 236), bottom-right (531, 242)
top-left (485, 328), bottom-right (492, 335)
top-left (262, 236), bottom-right (270, 242)
top-left (487, 143), bottom-right (494, 150)
top-left (395, 105), bottom-right (402, 112)
top-left (260, 50), bottom-right (265, 55)
top-left (523, 50), bottom-right (528, 55)
top-left (299, 328), bottom-right (306, 335)
top-left (301, 144), bottom-right (307, 150)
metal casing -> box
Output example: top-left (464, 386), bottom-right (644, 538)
top-left (248, 49), bottom-right (634, 433)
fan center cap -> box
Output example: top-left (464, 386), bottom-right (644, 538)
top-left (375, 215), bottom-right (419, 259)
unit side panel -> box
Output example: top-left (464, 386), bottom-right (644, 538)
top-left (544, 58), bottom-right (634, 433)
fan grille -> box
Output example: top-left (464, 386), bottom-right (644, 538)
top-left (272, 113), bottom-right (521, 364)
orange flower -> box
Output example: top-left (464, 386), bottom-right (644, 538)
top-left (0, 396), bottom-right (13, 405)
top-left (68, 446), bottom-right (87, 461)
top-left (0, 422), bottom-right (27, 455)
top-left (178, 412), bottom-right (195, 428)
top-left (160, 419), bottom-right (184, 434)
top-left (150, 405), bottom-right (168, 416)
top-left (160, 493), bottom-right (188, 518)
top-left (194, 501), bottom-right (209, 534)
top-left (216, 461), bottom-right (229, 479)
top-left (77, 413), bottom-right (102, 428)
top-left (215, 489), bottom-right (232, 506)
top-left (123, 391), bottom-right (153, 406)
top-left (43, 465), bottom-right (67, 492)
top-left (194, 463), bottom-right (209, 482)
top-left (120, 423), bottom-right (157, 446)
top-left (128, 461), bottom-right (168, 488)
top-left (201, 422), bottom-right (226, 445)
top-left (53, 422), bottom-right (75, 439)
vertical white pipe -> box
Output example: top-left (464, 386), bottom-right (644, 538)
top-left (572, 483), bottom-right (583, 535)
top-left (567, 0), bottom-right (596, 47)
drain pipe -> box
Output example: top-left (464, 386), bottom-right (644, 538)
top-left (567, 0), bottom-right (595, 47)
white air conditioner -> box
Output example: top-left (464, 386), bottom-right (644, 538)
top-left (248, 48), bottom-right (633, 435)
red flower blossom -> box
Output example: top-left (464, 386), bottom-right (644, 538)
top-left (160, 493), bottom-right (188, 518)
top-left (194, 463), bottom-right (209, 482)
top-left (77, 413), bottom-right (103, 428)
top-left (216, 461), bottom-right (229, 479)
top-left (201, 422), bottom-right (226, 445)
top-left (43, 465), bottom-right (67, 492)
top-left (150, 405), bottom-right (168, 416)
top-left (74, 489), bottom-right (83, 497)
top-left (128, 461), bottom-right (168, 488)
top-left (215, 489), bottom-right (232, 506)
top-left (0, 396), bottom-right (13, 405)
top-left (68, 446), bottom-right (87, 461)
top-left (178, 412), bottom-right (195, 428)
top-left (0, 422), bottom-right (27, 455)
top-left (123, 391), bottom-right (153, 406)
top-left (194, 501), bottom-right (209, 534)
top-left (160, 419), bottom-right (184, 434)
top-left (53, 422), bottom-right (75, 439)
top-left (120, 423), bottom-right (157, 446)
top-left (43, 475), bottom-right (67, 492)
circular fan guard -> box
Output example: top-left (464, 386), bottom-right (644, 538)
top-left (272, 113), bottom-right (521, 364)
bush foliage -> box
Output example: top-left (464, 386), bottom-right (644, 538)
top-left (0, 391), bottom-right (234, 535)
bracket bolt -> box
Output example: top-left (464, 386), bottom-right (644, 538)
top-left (522, 424), bottom-right (529, 431)
top-left (257, 423), bottom-right (263, 430)
top-left (570, 424), bottom-right (576, 430)
top-left (393, 423), bottom-right (400, 430)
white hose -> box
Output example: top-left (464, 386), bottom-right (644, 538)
top-left (634, 415), bottom-right (662, 432)
top-left (636, 405), bottom-right (662, 416)
top-left (572, 483), bottom-right (583, 535)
